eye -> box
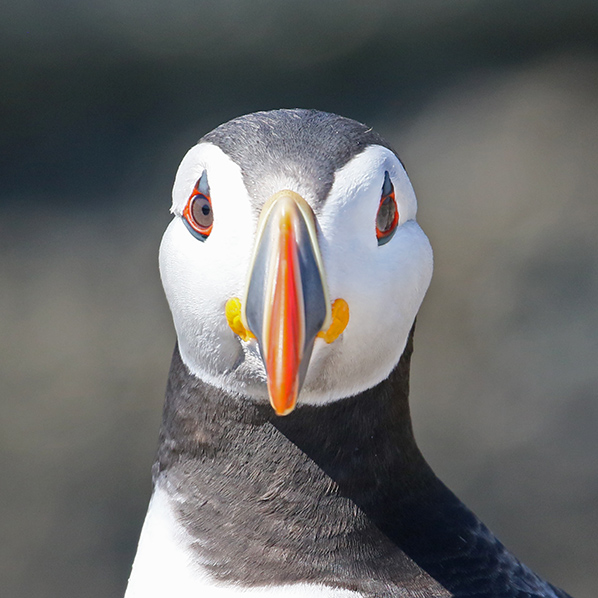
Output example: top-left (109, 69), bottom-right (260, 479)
top-left (376, 171), bottom-right (399, 246)
top-left (183, 171), bottom-right (213, 241)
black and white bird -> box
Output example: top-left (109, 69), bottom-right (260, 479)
top-left (125, 109), bottom-right (573, 598)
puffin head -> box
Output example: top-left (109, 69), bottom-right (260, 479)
top-left (159, 109), bottom-right (433, 415)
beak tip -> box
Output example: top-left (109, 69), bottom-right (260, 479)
top-left (269, 389), bottom-right (298, 416)
top-left (273, 404), bottom-right (296, 416)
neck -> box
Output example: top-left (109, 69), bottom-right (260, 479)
top-left (153, 331), bottom-right (568, 598)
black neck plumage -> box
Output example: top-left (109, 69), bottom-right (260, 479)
top-left (153, 332), bottom-right (570, 598)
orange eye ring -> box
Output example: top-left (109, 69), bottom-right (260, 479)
top-left (183, 172), bottom-right (213, 241)
top-left (376, 172), bottom-right (399, 245)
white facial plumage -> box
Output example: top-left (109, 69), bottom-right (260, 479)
top-left (159, 142), bottom-right (433, 405)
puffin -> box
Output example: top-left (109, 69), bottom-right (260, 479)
top-left (125, 109), bottom-right (573, 598)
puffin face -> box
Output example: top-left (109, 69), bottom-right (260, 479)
top-left (159, 111), bottom-right (433, 414)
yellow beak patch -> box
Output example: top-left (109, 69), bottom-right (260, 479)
top-left (317, 298), bottom-right (350, 344)
top-left (225, 297), bottom-right (255, 342)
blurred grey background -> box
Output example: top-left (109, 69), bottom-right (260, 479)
top-left (1, 2), bottom-right (597, 597)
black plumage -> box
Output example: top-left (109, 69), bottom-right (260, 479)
top-left (154, 330), bottom-right (571, 598)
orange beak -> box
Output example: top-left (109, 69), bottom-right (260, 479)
top-left (242, 191), bottom-right (331, 415)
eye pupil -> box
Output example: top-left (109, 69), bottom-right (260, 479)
top-left (376, 171), bottom-right (399, 246)
top-left (377, 196), bottom-right (396, 232)
top-left (191, 195), bottom-right (214, 229)
top-left (183, 171), bottom-right (214, 241)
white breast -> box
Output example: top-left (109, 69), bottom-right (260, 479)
top-left (125, 486), bottom-right (363, 598)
